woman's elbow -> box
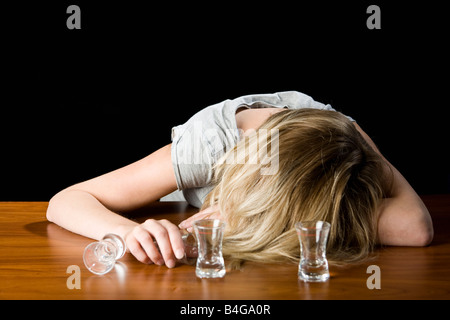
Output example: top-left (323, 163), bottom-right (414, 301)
top-left (414, 219), bottom-right (434, 247)
top-left (46, 193), bottom-right (59, 223)
top-left (46, 190), bottom-right (68, 223)
top-left (378, 207), bottom-right (434, 247)
top-left (407, 209), bottom-right (434, 247)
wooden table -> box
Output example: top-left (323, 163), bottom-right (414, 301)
top-left (1, 195), bottom-right (449, 302)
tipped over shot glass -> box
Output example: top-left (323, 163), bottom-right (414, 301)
top-left (83, 233), bottom-right (126, 275)
top-left (83, 231), bottom-right (198, 275)
top-left (193, 219), bottom-right (226, 279)
top-left (295, 221), bottom-right (331, 282)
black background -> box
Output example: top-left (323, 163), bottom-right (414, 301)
top-left (1, 1), bottom-right (448, 200)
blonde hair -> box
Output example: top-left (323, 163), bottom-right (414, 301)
top-left (202, 108), bottom-right (391, 268)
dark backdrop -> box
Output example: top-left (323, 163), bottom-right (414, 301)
top-left (1, 1), bottom-right (449, 200)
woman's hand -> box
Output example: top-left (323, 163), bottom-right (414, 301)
top-left (178, 204), bottom-right (222, 233)
top-left (124, 219), bottom-right (186, 268)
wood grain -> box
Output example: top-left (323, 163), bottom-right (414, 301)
top-left (0, 196), bottom-right (449, 300)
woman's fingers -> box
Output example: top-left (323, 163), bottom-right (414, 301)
top-left (125, 209), bottom-right (223, 268)
top-left (142, 219), bottom-right (176, 267)
top-left (178, 205), bottom-right (221, 231)
top-left (158, 219), bottom-right (186, 260)
top-left (126, 233), bottom-right (152, 264)
top-left (129, 223), bottom-right (163, 265)
top-left (125, 219), bottom-right (185, 268)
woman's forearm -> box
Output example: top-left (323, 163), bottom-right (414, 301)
top-left (353, 123), bottom-right (433, 247)
top-left (46, 189), bottom-right (138, 241)
top-left (46, 144), bottom-right (178, 250)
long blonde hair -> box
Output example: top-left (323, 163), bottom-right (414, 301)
top-left (202, 108), bottom-right (391, 267)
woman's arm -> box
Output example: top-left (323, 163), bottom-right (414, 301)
top-left (354, 123), bottom-right (434, 246)
top-left (47, 144), bottom-right (186, 267)
top-left (180, 114), bottom-right (435, 248)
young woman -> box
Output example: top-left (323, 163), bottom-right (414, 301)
top-left (46, 91), bottom-right (433, 268)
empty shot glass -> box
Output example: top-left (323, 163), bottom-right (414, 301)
top-left (193, 219), bottom-right (226, 278)
top-left (295, 221), bottom-right (331, 282)
top-left (83, 233), bottom-right (126, 275)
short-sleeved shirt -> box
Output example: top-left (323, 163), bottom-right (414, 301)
top-left (163, 91), bottom-right (354, 208)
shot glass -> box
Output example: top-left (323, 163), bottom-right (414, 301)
top-left (83, 233), bottom-right (126, 275)
top-left (178, 229), bottom-right (198, 265)
top-left (295, 221), bottom-right (331, 282)
top-left (193, 219), bottom-right (226, 278)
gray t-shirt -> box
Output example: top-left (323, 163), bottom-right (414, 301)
top-left (162, 91), bottom-right (354, 208)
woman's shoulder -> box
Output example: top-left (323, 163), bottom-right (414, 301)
top-left (235, 107), bottom-right (286, 133)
